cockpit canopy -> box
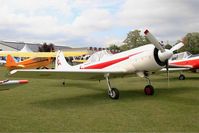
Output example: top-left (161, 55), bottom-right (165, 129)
top-left (170, 51), bottom-right (192, 61)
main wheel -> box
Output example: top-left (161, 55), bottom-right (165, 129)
top-left (179, 74), bottom-right (185, 80)
top-left (108, 88), bottom-right (119, 99)
top-left (144, 85), bottom-right (154, 95)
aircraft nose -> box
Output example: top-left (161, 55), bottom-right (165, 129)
top-left (158, 49), bottom-right (173, 62)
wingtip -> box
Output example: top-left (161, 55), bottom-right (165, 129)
top-left (19, 80), bottom-right (29, 84)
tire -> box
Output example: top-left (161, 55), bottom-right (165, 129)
top-left (108, 88), bottom-right (119, 99)
top-left (179, 74), bottom-right (185, 80)
top-left (144, 85), bottom-right (154, 95)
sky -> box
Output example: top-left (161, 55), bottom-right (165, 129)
top-left (0, 0), bottom-right (198, 47)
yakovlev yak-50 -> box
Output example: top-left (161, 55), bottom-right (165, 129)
top-left (9, 30), bottom-right (184, 99)
top-left (167, 51), bottom-right (199, 80)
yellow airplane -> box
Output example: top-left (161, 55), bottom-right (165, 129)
top-left (5, 54), bottom-right (52, 70)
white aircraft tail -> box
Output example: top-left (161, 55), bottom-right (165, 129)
top-left (55, 50), bottom-right (73, 70)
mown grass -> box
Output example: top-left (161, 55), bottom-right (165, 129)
top-left (0, 66), bottom-right (198, 132)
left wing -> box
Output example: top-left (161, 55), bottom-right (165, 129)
top-left (0, 51), bottom-right (88, 57)
top-left (9, 69), bottom-right (129, 80)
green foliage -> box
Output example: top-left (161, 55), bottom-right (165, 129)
top-left (122, 30), bottom-right (150, 50)
top-left (109, 44), bottom-right (120, 51)
top-left (38, 42), bottom-right (55, 52)
top-left (108, 30), bottom-right (150, 52)
top-left (179, 32), bottom-right (199, 54)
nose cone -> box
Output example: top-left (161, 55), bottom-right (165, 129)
top-left (158, 49), bottom-right (173, 62)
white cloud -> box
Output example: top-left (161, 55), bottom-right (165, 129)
top-left (0, 0), bottom-right (198, 47)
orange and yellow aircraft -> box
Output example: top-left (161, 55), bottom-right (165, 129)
top-left (5, 55), bottom-right (52, 70)
top-left (1, 51), bottom-right (88, 70)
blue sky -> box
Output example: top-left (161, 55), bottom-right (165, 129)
top-left (0, 0), bottom-right (198, 47)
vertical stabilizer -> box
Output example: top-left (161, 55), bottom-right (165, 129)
top-left (6, 55), bottom-right (17, 68)
top-left (55, 50), bottom-right (73, 70)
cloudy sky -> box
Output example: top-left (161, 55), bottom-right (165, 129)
top-left (0, 0), bottom-right (198, 47)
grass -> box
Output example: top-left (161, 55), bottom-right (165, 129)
top-left (0, 66), bottom-right (199, 132)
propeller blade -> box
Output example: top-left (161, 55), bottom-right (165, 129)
top-left (170, 42), bottom-right (184, 52)
top-left (165, 59), bottom-right (170, 87)
top-left (144, 30), bottom-right (165, 53)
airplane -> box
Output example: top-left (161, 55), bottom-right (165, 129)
top-left (0, 79), bottom-right (28, 91)
top-left (5, 54), bottom-right (52, 70)
top-left (167, 51), bottom-right (199, 80)
top-left (9, 30), bottom-right (184, 99)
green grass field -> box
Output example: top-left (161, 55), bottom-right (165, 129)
top-left (0, 66), bottom-right (199, 132)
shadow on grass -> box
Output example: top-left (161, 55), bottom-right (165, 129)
top-left (153, 76), bottom-right (199, 82)
top-left (31, 85), bottom-right (199, 109)
top-left (51, 81), bottom-right (106, 92)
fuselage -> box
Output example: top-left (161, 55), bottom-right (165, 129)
top-left (170, 56), bottom-right (199, 69)
top-left (78, 44), bottom-right (167, 73)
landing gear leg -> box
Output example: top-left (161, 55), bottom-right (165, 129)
top-left (144, 77), bottom-right (154, 95)
top-left (105, 74), bottom-right (119, 99)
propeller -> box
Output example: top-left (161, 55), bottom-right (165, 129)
top-left (165, 59), bottom-right (170, 87)
top-left (144, 29), bottom-right (184, 87)
top-left (144, 30), bottom-right (165, 53)
top-left (170, 42), bottom-right (184, 52)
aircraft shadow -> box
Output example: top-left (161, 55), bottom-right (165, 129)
top-left (31, 86), bottom-right (199, 109)
top-left (152, 76), bottom-right (199, 82)
top-left (51, 81), bottom-right (106, 92)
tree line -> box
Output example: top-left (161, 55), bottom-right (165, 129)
top-left (109, 30), bottom-right (199, 54)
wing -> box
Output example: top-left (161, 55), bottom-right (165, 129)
top-left (0, 80), bottom-right (28, 91)
top-left (169, 64), bottom-right (193, 69)
top-left (161, 67), bottom-right (191, 72)
top-left (9, 69), bottom-right (130, 80)
top-left (0, 51), bottom-right (88, 57)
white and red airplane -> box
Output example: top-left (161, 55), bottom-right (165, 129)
top-left (9, 30), bottom-right (184, 99)
top-left (0, 79), bottom-right (28, 90)
top-left (168, 51), bottom-right (199, 80)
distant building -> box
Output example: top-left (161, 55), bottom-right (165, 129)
top-left (0, 40), bottom-right (72, 52)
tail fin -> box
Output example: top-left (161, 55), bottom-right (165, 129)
top-left (55, 50), bottom-right (73, 70)
top-left (6, 55), bottom-right (17, 68)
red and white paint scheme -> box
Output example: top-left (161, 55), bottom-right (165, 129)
top-left (168, 51), bottom-right (199, 80)
top-left (9, 30), bottom-right (184, 99)
top-left (0, 79), bottom-right (28, 90)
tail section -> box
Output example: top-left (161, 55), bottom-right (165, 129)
top-left (55, 50), bottom-right (73, 70)
top-left (6, 55), bottom-right (17, 68)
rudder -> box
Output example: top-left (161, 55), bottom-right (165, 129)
top-left (55, 50), bottom-right (73, 70)
top-left (6, 55), bottom-right (17, 68)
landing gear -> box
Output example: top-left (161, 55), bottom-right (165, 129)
top-left (105, 74), bottom-right (119, 99)
top-left (179, 74), bottom-right (185, 80)
top-left (144, 85), bottom-right (154, 95)
top-left (62, 81), bottom-right (66, 86)
top-left (108, 88), bottom-right (119, 99)
top-left (144, 77), bottom-right (154, 95)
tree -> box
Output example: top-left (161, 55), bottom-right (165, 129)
top-left (109, 44), bottom-right (120, 51)
top-left (179, 32), bottom-right (199, 54)
top-left (122, 30), bottom-right (150, 50)
top-left (38, 43), bottom-right (55, 52)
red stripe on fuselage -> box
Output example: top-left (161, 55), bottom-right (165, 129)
top-left (82, 51), bottom-right (143, 69)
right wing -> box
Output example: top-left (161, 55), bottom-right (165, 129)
top-left (161, 67), bottom-right (191, 72)
top-left (9, 69), bottom-right (129, 80)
